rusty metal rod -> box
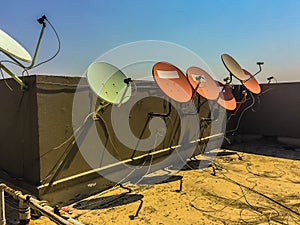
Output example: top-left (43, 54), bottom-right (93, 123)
top-left (0, 183), bottom-right (82, 225)
top-left (0, 188), bottom-right (5, 225)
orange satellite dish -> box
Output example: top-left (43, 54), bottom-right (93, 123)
top-left (186, 66), bottom-right (219, 100)
top-left (152, 62), bottom-right (193, 102)
top-left (242, 69), bottom-right (261, 94)
top-left (221, 54), bottom-right (247, 81)
top-left (216, 81), bottom-right (236, 110)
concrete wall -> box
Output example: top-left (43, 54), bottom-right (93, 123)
top-left (2, 75), bottom-right (299, 204)
top-left (231, 82), bottom-right (300, 139)
top-left (0, 75), bottom-right (223, 204)
top-left (0, 76), bottom-right (39, 185)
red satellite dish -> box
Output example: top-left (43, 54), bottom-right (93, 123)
top-left (152, 62), bottom-right (193, 102)
top-left (242, 69), bottom-right (261, 94)
top-left (216, 81), bottom-right (236, 110)
top-left (186, 66), bottom-right (219, 100)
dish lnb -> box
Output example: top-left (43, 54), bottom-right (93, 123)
top-left (37, 15), bottom-right (47, 27)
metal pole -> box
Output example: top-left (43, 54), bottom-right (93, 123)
top-left (18, 199), bottom-right (30, 224)
top-left (0, 184), bottom-right (82, 225)
top-left (27, 25), bottom-right (45, 69)
top-left (0, 187), bottom-right (5, 225)
top-left (0, 63), bottom-right (27, 89)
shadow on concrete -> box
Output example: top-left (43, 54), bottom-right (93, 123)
top-left (73, 193), bottom-right (143, 210)
top-left (169, 159), bottom-right (212, 171)
top-left (224, 136), bottom-right (300, 160)
top-left (136, 174), bottom-right (183, 185)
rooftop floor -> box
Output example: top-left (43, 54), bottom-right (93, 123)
top-left (5, 139), bottom-right (300, 224)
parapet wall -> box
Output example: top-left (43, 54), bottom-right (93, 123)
top-left (2, 75), bottom-right (297, 204)
top-left (0, 75), bottom-right (221, 205)
top-left (230, 82), bottom-right (300, 141)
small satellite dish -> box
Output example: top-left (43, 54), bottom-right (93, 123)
top-left (87, 62), bottom-right (132, 104)
top-left (152, 62), bottom-right (193, 103)
top-left (186, 66), bottom-right (219, 100)
top-left (242, 69), bottom-right (261, 94)
top-left (0, 29), bottom-right (32, 62)
top-left (216, 81), bottom-right (236, 110)
top-left (221, 54), bottom-right (247, 81)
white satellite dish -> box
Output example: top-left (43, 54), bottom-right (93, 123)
top-left (221, 54), bottom-right (247, 81)
top-left (0, 29), bottom-right (32, 62)
top-left (0, 15), bottom-right (51, 89)
top-left (87, 62), bottom-right (132, 105)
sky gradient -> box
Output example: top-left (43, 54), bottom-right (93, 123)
top-left (1, 0), bottom-right (300, 83)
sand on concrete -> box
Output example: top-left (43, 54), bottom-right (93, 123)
top-left (4, 140), bottom-right (300, 225)
top-left (66, 142), bottom-right (300, 225)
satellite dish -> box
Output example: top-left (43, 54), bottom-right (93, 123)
top-left (242, 69), bottom-right (261, 94)
top-left (216, 81), bottom-right (236, 110)
top-left (186, 66), bottom-right (219, 100)
top-left (0, 15), bottom-right (53, 89)
top-left (221, 54), bottom-right (247, 81)
top-left (87, 62), bottom-right (132, 104)
top-left (0, 29), bottom-right (32, 62)
top-left (152, 62), bottom-right (193, 103)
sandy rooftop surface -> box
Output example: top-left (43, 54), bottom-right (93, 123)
top-left (5, 140), bottom-right (300, 224)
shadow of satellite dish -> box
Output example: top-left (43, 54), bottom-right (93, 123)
top-left (73, 193), bottom-right (143, 210)
top-left (132, 174), bottom-right (183, 185)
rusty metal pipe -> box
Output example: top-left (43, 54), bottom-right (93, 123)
top-left (0, 183), bottom-right (82, 225)
top-left (0, 187), bottom-right (5, 225)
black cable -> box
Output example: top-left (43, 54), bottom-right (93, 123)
top-left (21, 68), bottom-right (29, 77)
top-left (0, 60), bottom-right (19, 66)
top-left (40, 112), bottom-right (94, 184)
top-left (246, 162), bottom-right (286, 179)
top-left (189, 190), bottom-right (248, 213)
top-left (219, 170), bottom-right (300, 218)
top-left (28, 17), bottom-right (60, 69)
top-left (0, 67), bottom-right (13, 91)
top-left (226, 92), bottom-right (256, 133)
top-left (238, 185), bottom-right (276, 224)
top-left (189, 156), bottom-right (300, 224)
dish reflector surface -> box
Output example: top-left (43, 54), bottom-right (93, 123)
top-left (216, 81), bottom-right (236, 110)
top-left (87, 62), bottom-right (132, 104)
top-left (242, 69), bottom-right (261, 94)
top-left (152, 62), bottom-right (193, 102)
top-left (0, 29), bottom-right (32, 62)
top-left (186, 66), bottom-right (219, 100)
top-left (221, 54), bottom-right (246, 81)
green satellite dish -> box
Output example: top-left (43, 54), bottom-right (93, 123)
top-left (87, 62), bottom-right (132, 105)
top-left (0, 29), bottom-right (32, 62)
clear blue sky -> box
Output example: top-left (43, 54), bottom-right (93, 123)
top-left (1, 0), bottom-right (300, 83)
